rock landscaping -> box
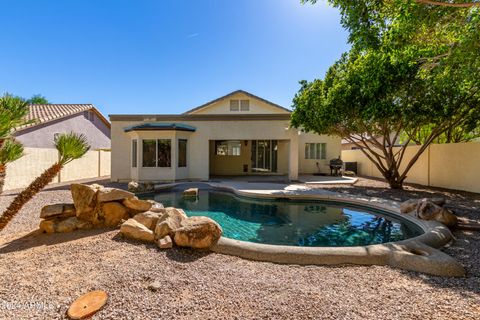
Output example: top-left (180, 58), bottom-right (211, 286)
top-left (400, 197), bottom-right (458, 227)
top-left (38, 183), bottom-right (222, 250)
top-left (183, 187), bottom-right (199, 197)
top-left (127, 181), bottom-right (155, 193)
top-left (1, 178), bottom-right (479, 319)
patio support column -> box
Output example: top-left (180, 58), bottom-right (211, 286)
top-left (288, 137), bottom-right (299, 181)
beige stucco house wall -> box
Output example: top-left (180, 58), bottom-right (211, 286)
top-left (110, 90), bottom-right (341, 182)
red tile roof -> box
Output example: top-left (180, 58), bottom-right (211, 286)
top-left (17, 104), bottom-right (110, 131)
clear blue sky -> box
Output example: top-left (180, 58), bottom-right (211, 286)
top-left (0, 0), bottom-right (349, 116)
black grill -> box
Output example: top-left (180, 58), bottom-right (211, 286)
top-left (329, 158), bottom-right (343, 176)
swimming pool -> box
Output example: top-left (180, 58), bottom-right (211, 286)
top-left (143, 186), bottom-right (422, 247)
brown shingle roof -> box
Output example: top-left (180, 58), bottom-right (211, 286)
top-left (17, 104), bottom-right (110, 131)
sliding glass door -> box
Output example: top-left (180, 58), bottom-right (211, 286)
top-left (251, 140), bottom-right (278, 173)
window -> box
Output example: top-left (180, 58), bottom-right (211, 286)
top-left (215, 140), bottom-right (241, 156)
top-left (305, 143), bottom-right (326, 160)
top-left (240, 100), bottom-right (250, 111)
top-left (157, 139), bottom-right (171, 167)
top-left (132, 139), bottom-right (137, 168)
top-left (229, 100), bottom-right (239, 111)
top-left (178, 139), bottom-right (187, 167)
top-left (142, 140), bottom-right (157, 167)
top-left (142, 139), bottom-right (171, 167)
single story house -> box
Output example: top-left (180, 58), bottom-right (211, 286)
top-left (110, 90), bottom-right (341, 182)
top-left (14, 104), bottom-right (111, 149)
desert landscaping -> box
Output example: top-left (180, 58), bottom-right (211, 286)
top-left (1, 178), bottom-right (479, 319)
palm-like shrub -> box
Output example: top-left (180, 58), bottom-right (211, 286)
top-left (0, 139), bottom-right (24, 192)
top-left (0, 133), bottom-right (90, 232)
top-left (0, 94), bottom-right (32, 194)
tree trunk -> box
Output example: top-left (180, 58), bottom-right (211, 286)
top-left (382, 168), bottom-right (405, 189)
top-left (387, 179), bottom-right (404, 189)
top-left (0, 162), bottom-right (63, 232)
top-left (0, 165), bottom-right (5, 195)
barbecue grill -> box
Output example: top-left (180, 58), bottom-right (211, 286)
top-left (329, 158), bottom-right (343, 176)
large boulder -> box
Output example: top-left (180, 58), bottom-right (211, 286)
top-left (133, 211), bottom-right (164, 230)
top-left (97, 188), bottom-right (134, 203)
top-left (154, 207), bottom-right (187, 239)
top-left (173, 216), bottom-right (222, 249)
top-left (148, 201), bottom-right (165, 213)
top-left (40, 203), bottom-right (76, 220)
top-left (416, 200), bottom-right (457, 227)
top-left (401, 198), bottom-right (457, 227)
top-left (56, 217), bottom-right (80, 233)
top-left (399, 199), bottom-right (419, 214)
top-left (183, 188), bottom-right (198, 197)
top-left (128, 181), bottom-right (141, 193)
top-left (71, 184), bottom-right (101, 222)
top-left (62, 217), bottom-right (93, 231)
top-left (122, 197), bottom-right (152, 212)
top-left (39, 219), bottom-right (56, 233)
top-left (120, 219), bottom-right (155, 242)
top-left (39, 217), bottom-right (93, 233)
top-left (101, 202), bottom-right (129, 227)
top-left (128, 181), bottom-right (154, 193)
top-left (400, 198), bottom-right (446, 214)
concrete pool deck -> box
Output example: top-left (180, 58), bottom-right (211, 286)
top-left (154, 180), bottom-right (465, 277)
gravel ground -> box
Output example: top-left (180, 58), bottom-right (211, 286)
top-left (0, 178), bottom-right (479, 319)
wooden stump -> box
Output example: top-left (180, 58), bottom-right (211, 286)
top-left (67, 290), bottom-right (108, 319)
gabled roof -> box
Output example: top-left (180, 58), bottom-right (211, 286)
top-left (183, 90), bottom-right (291, 114)
top-left (16, 104), bottom-right (111, 131)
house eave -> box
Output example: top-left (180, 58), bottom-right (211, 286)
top-left (110, 114), bottom-right (291, 122)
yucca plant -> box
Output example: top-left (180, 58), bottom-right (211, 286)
top-left (0, 139), bottom-right (24, 193)
top-left (0, 94), bottom-right (32, 194)
top-left (0, 132), bottom-right (90, 232)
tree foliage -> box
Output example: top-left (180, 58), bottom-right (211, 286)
top-left (0, 94), bottom-right (32, 194)
top-left (26, 94), bottom-right (49, 105)
top-left (55, 132), bottom-right (91, 165)
top-left (0, 94), bottom-right (32, 144)
top-left (293, 1), bottom-right (480, 188)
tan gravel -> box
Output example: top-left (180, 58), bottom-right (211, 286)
top-left (0, 178), bottom-right (479, 320)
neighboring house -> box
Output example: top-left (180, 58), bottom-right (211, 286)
top-left (14, 104), bottom-right (111, 149)
top-left (110, 90), bottom-right (341, 182)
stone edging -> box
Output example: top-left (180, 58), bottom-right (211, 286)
top-left (155, 182), bottom-right (465, 277)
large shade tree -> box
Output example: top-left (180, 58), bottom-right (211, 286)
top-left (291, 1), bottom-right (480, 189)
top-left (0, 132), bottom-right (90, 232)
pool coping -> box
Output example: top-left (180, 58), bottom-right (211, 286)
top-left (155, 181), bottom-right (465, 277)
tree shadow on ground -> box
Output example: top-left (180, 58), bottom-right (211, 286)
top-left (0, 228), bottom-right (109, 254)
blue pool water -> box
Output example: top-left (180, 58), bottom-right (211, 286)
top-left (144, 187), bottom-right (422, 247)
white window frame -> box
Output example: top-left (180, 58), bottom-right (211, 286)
top-left (215, 140), bottom-right (241, 156)
top-left (305, 143), bottom-right (327, 160)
